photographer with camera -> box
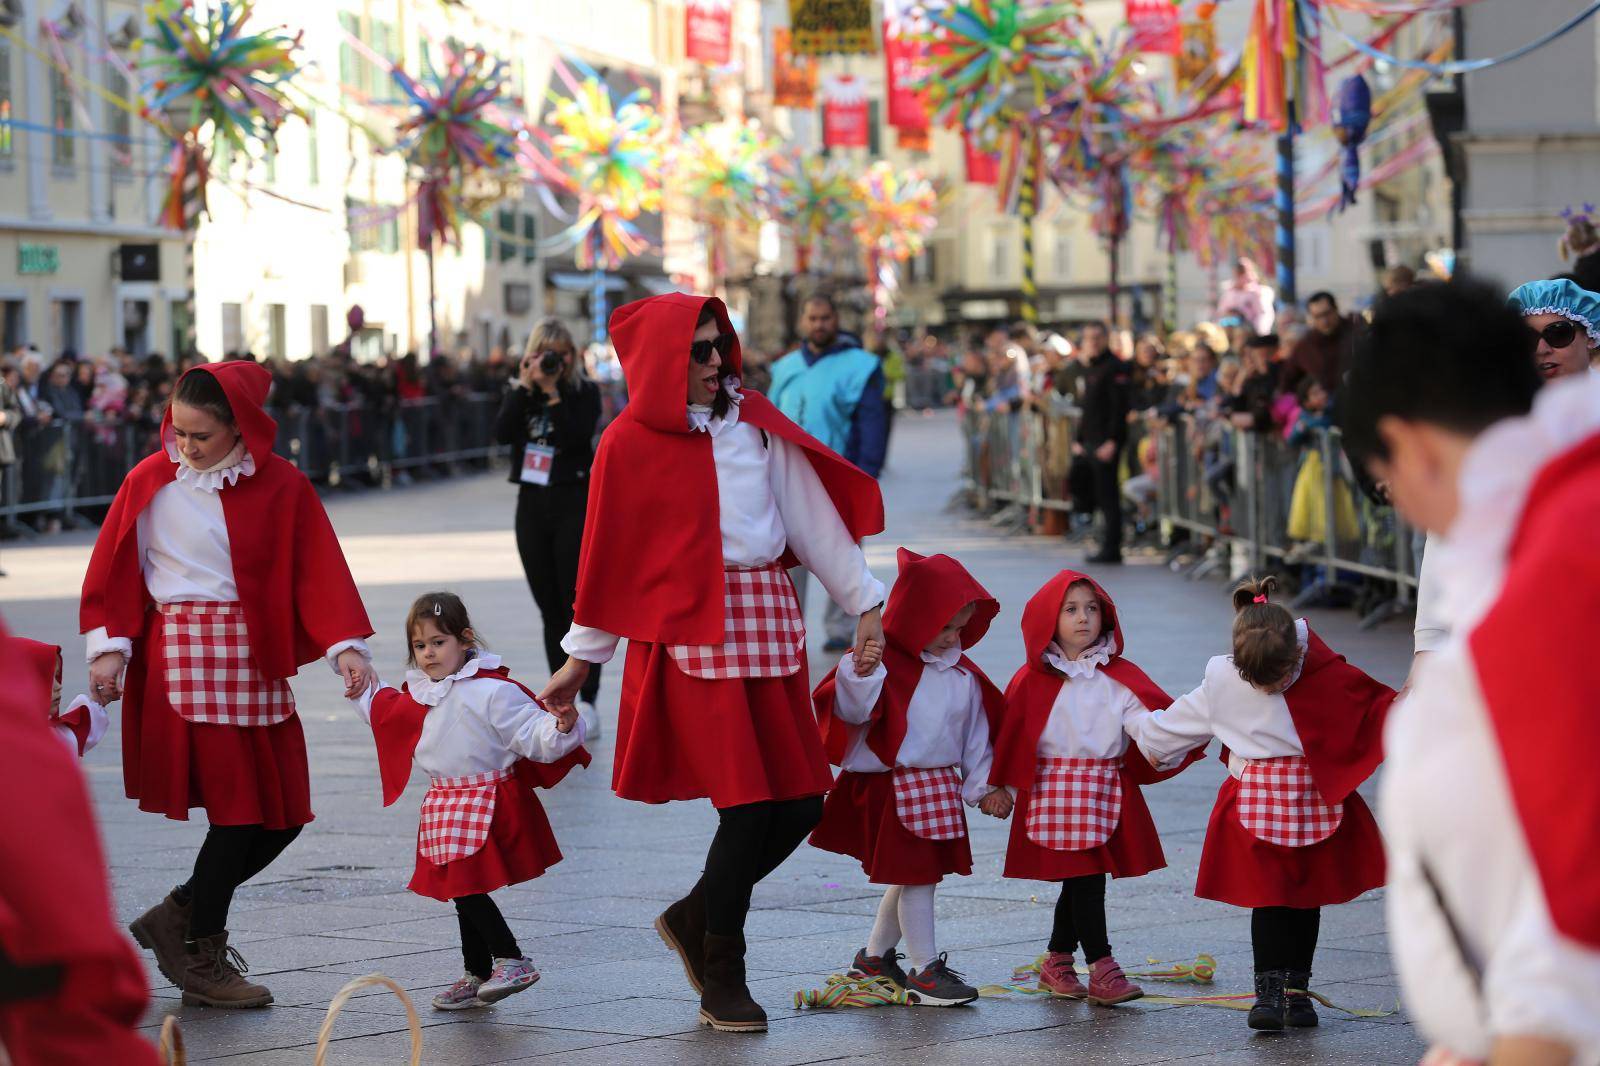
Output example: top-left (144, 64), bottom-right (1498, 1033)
top-left (495, 318), bottom-right (604, 737)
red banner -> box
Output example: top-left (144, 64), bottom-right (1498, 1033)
top-left (772, 28), bottom-right (818, 109)
top-left (1126, 0), bottom-right (1181, 55)
top-left (963, 134), bottom-right (998, 185)
top-left (686, 0), bottom-right (733, 65)
top-left (822, 75), bottom-right (870, 148)
top-left (882, 0), bottom-right (930, 130)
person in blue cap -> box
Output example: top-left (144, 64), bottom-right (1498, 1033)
top-left (1506, 278), bottom-right (1600, 382)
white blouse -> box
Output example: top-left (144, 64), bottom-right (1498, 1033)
top-left (351, 652), bottom-right (586, 780)
top-left (1033, 640), bottom-right (1148, 761)
top-left (1128, 620), bottom-right (1310, 777)
top-left (831, 646), bottom-right (995, 806)
top-left (562, 398), bottom-right (885, 664)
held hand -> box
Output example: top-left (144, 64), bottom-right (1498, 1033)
top-left (336, 649), bottom-right (377, 700)
top-left (852, 607), bottom-right (885, 665)
top-left (1141, 746), bottom-right (1162, 770)
top-left (1071, 441), bottom-right (1085, 457)
top-left (89, 652), bottom-right (127, 704)
top-left (539, 657), bottom-right (591, 715)
top-left (550, 704), bottom-right (580, 735)
top-left (979, 787), bottom-right (1013, 820)
top-left (853, 639), bottom-right (883, 677)
top-left (1094, 440), bottom-right (1117, 462)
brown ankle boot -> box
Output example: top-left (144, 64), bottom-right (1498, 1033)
top-left (655, 881), bottom-right (708, 993)
top-left (128, 889), bottom-right (192, 989)
top-left (182, 933), bottom-right (273, 1009)
top-left (698, 932), bottom-right (766, 1033)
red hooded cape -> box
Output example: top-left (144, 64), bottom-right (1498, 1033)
top-left (815, 549), bottom-right (1004, 767)
top-left (571, 293), bottom-right (885, 645)
top-left (10, 636), bottom-right (97, 755)
top-left (1468, 428), bottom-right (1600, 949)
top-left (367, 666), bottom-right (591, 807)
top-left (79, 361), bottom-right (371, 680)
top-left (0, 620), bottom-right (158, 1064)
top-left (990, 570), bottom-right (1194, 791)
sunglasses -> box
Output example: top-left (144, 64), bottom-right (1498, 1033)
top-left (690, 333), bottom-right (735, 365)
top-left (1528, 319), bottom-right (1580, 349)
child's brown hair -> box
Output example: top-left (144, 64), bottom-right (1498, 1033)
top-left (404, 591), bottom-right (481, 664)
top-left (1230, 577), bottom-right (1299, 690)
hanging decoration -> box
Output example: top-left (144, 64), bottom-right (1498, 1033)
top-left (1126, 0), bottom-right (1182, 56)
top-left (851, 161), bottom-right (939, 327)
top-left (685, 0), bottom-right (734, 65)
top-left (772, 27), bottom-right (819, 108)
top-left (821, 74), bottom-right (871, 148)
top-left (771, 153), bottom-right (860, 275)
top-left (1332, 73), bottom-right (1372, 210)
top-left (674, 119), bottom-right (778, 285)
top-left (883, 0), bottom-right (932, 131)
top-left (789, 0), bottom-right (879, 55)
top-left (1241, 0), bottom-right (1330, 133)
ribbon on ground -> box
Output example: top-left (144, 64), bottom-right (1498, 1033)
top-left (793, 973), bottom-right (909, 1009)
top-left (977, 953), bottom-right (1218, 996)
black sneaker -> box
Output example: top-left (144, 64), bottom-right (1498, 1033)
top-left (1247, 970), bottom-right (1287, 1032)
top-left (903, 954), bottom-right (978, 1007)
top-left (850, 948), bottom-right (908, 990)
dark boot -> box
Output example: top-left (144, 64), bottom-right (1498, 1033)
top-left (1285, 970), bottom-right (1319, 1027)
top-left (698, 932), bottom-right (766, 1033)
top-left (1247, 970), bottom-right (1287, 1032)
top-left (655, 881), bottom-right (708, 993)
top-left (128, 888), bottom-right (192, 989)
top-left (181, 932), bottom-right (272, 1009)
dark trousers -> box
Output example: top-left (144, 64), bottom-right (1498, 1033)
top-left (454, 894), bottom-right (521, 979)
top-left (1252, 906), bottom-right (1321, 973)
top-left (1090, 450), bottom-right (1123, 555)
top-left (183, 824), bottom-right (303, 938)
top-left (701, 797), bottom-right (825, 936)
top-left (1048, 874), bottom-right (1111, 962)
top-left (515, 482), bottom-right (599, 704)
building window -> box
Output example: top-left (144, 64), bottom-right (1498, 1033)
top-left (2, 300), bottom-right (25, 350)
top-left (1051, 224), bottom-right (1072, 279)
top-left (107, 69), bottom-right (132, 174)
top-left (221, 302), bottom-right (244, 354)
top-left (54, 299), bottom-right (82, 354)
top-left (348, 200), bottom-right (399, 254)
top-left (522, 213), bottom-right (537, 264)
top-left (988, 223), bottom-right (1012, 280)
top-left (867, 99), bottom-right (881, 156)
top-left (51, 68), bottom-right (74, 168)
top-left (267, 304), bottom-right (286, 359)
top-left (170, 299), bottom-right (190, 356)
top-left (310, 304), bottom-right (329, 354)
top-left (497, 208), bottom-right (517, 263)
top-left (0, 38), bottom-right (14, 160)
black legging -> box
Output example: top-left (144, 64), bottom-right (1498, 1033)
top-left (1048, 874), bottom-right (1111, 962)
top-left (701, 797), bottom-right (825, 936)
top-left (1252, 906), bottom-right (1321, 973)
top-left (1090, 451), bottom-right (1124, 554)
top-left (183, 824), bottom-right (303, 938)
top-left (454, 894), bottom-right (521, 980)
top-left (515, 482), bottom-right (599, 704)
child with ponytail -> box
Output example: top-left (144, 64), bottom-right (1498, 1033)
top-left (1128, 577), bottom-right (1395, 1031)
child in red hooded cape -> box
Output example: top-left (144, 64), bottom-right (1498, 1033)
top-left (11, 637), bottom-right (108, 757)
top-left (77, 361), bottom-right (375, 1009)
top-left (350, 592), bottom-right (589, 1012)
top-left (989, 569), bottom-right (1196, 1007)
top-left (1128, 577), bottom-right (1393, 1032)
top-left (810, 549), bottom-right (1007, 1008)
top-left (0, 627), bottom-right (158, 1065)
top-left (540, 294), bottom-right (885, 1034)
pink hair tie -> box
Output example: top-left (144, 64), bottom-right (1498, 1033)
top-left (1252, 594), bottom-right (1268, 604)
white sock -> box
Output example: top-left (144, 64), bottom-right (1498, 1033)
top-left (898, 884), bottom-right (938, 972)
top-left (866, 886), bottom-right (902, 958)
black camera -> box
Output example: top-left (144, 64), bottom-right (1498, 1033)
top-left (537, 349), bottom-right (565, 375)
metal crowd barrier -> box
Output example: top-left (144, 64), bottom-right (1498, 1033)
top-left (961, 405), bottom-right (1421, 629)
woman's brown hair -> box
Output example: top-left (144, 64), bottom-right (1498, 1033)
top-left (697, 304), bottom-right (734, 420)
top-left (1230, 577), bottom-right (1299, 689)
top-left (404, 591), bottom-right (482, 664)
top-left (173, 367), bottom-right (235, 426)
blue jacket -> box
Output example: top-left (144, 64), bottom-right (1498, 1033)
top-left (769, 336), bottom-right (888, 478)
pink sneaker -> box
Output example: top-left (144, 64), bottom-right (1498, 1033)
top-left (1038, 952), bottom-right (1086, 999)
top-left (1086, 955), bottom-right (1143, 1006)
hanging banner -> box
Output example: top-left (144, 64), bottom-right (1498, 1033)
top-left (1176, 18), bottom-right (1216, 90)
top-left (896, 126), bottom-right (929, 152)
top-left (1126, 0), bottom-right (1182, 56)
top-left (789, 0), bottom-right (877, 56)
top-left (822, 74), bottom-right (870, 148)
top-left (772, 28), bottom-right (818, 108)
top-left (686, 1), bottom-right (734, 65)
top-left (963, 133), bottom-right (998, 185)
top-left (883, 0), bottom-right (931, 130)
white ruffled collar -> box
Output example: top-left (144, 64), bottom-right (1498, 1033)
top-left (405, 650), bottom-right (502, 707)
top-left (920, 644), bottom-right (963, 670)
top-left (687, 377), bottom-right (745, 437)
top-left (1284, 618), bottom-right (1310, 690)
top-left (1044, 637), bottom-right (1113, 678)
top-left (167, 438), bottom-right (254, 492)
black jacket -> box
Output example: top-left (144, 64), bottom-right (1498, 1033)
top-left (494, 378), bottom-right (601, 487)
top-left (1075, 352), bottom-right (1131, 449)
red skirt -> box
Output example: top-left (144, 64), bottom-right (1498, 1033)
top-left (408, 777), bottom-right (563, 901)
top-left (122, 611), bottom-right (312, 830)
top-left (1002, 769), bottom-right (1166, 881)
top-left (1195, 775), bottom-right (1386, 909)
top-left (810, 770), bottom-right (972, 885)
top-left (614, 640), bottom-right (833, 808)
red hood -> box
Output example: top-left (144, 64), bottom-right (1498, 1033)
top-left (162, 361), bottom-right (278, 465)
top-left (609, 292), bottom-right (743, 434)
top-left (1020, 569), bottom-right (1125, 668)
top-left (10, 637), bottom-right (62, 716)
top-left (883, 548), bottom-right (998, 658)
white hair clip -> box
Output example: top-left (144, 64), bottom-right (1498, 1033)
top-left (433, 602), bottom-right (443, 616)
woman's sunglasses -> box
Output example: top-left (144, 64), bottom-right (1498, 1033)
top-left (1529, 319), bottom-right (1581, 349)
top-left (690, 333), bottom-right (735, 365)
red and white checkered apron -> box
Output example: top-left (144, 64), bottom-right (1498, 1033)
top-left (159, 601), bottom-right (294, 727)
top-left (417, 768), bottom-right (512, 866)
top-left (666, 563), bottom-right (804, 680)
top-left (1236, 755), bottom-right (1343, 847)
top-left (892, 766), bottom-right (966, 841)
top-left (1025, 757), bottom-right (1123, 851)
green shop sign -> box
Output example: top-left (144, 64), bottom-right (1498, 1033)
top-left (18, 243), bottom-right (59, 275)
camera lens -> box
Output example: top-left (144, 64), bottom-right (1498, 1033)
top-left (539, 350), bottom-right (564, 374)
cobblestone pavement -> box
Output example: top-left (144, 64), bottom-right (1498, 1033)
top-left (5, 410), bottom-right (1421, 1064)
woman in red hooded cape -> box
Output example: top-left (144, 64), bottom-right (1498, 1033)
top-left (539, 293), bottom-right (885, 1033)
top-left (809, 549), bottom-right (1007, 1006)
top-left (78, 361), bottom-right (374, 1009)
top-left (989, 569), bottom-right (1196, 1006)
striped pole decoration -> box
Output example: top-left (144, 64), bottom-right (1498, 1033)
top-left (1163, 248), bottom-right (1178, 334)
top-left (1019, 134), bottom-right (1040, 324)
top-left (180, 141), bottom-right (205, 355)
top-left (1275, 117), bottom-right (1297, 310)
